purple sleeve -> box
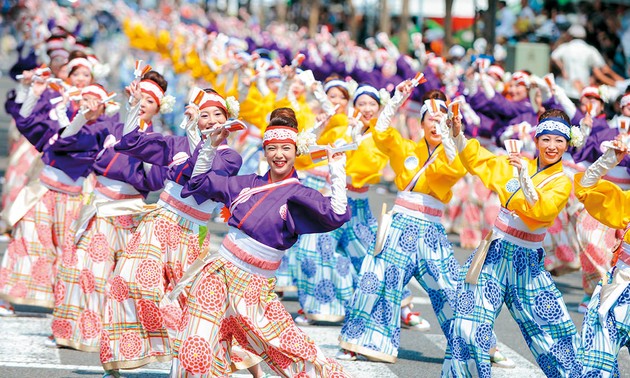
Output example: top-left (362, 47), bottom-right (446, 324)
top-left (183, 170), bottom-right (255, 207)
top-left (477, 93), bottom-right (532, 120)
top-left (286, 187), bottom-right (351, 234)
top-left (571, 125), bottom-right (617, 164)
top-left (114, 129), bottom-right (188, 166)
top-left (13, 105), bottom-right (60, 152)
top-left (51, 120), bottom-right (110, 153)
top-left (5, 91), bottom-right (22, 119)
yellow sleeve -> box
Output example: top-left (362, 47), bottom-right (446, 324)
top-left (509, 174), bottom-right (571, 229)
top-left (459, 138), bottom-right (569, 229)
top-left (239, 85), bottom-right (274, 131)
top-left (417, 151), bottom-right (467, 204)
top-left (575, 172), bottom-right (630, 230)
top-left (318, 114), bottom-right (350, 146)
top-left (345, 121), bottom-right (389, 188)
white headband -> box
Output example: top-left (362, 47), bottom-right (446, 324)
top-left (80, 84), bottom-right (108, 102)
top-left (67, 57), bottom-right (93, 73)
top-left (263, 126), bottom-right (298, 146)
top-left (420, 99), bottom-right (447, 120)
top-left (139, 80), bottom-right (165, 105)
top-left (621, 94), bottom-right (630, 108)
top-left (324, 79), bottom-right (348, 93)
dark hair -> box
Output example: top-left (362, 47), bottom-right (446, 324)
top-left (323, 75), bottom-right (350, 100)
top-left (422, 89), bottom-right (447, 103)
top-left (67, 50), bottom-right (90, 76)
top-left (269, 107), bottom-right (298, 129)
top-left (142, 71), bottom-right (168, 92)
top-left (538, 109), bottom-right (570, 124)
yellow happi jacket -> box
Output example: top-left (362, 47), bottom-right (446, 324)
top-left (460, 139), bottom-right (571, 230)
top-left (295, 113), bottom-right (349, 171)
top-left (574, 173), bottom-right (630, 243)
top-left (345, 119), bottom-right (389, 189)
top-left (372, 127), bottom-right (467, 204)
top-left (239, 84), bottom-right (276, 133)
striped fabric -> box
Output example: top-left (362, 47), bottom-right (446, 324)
top-left (340, 212), bottom-right (460, 362)
top-left (578, 272), bottom-right (629, 378)
top-left (0, 190), bottom-right (80, 308)
top-left (446, 238), bottom-right (579, 377)
top-left (171, 256), bottom-right (350, 377)
top-left (101, 207), bottom-right (212, 371)
top-left (543, 196), bottom-right (580, 273)
top-left (576, 210), bottom-right (619, 295)
top-left (52, 213), bottom-right (142, 352)
top-left (274, 245), bottom-right (298, 293)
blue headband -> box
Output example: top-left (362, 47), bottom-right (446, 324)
top-left (535, 117), bottom-right (571, 140)
top-left (353, 85), bottom-right (380, 106)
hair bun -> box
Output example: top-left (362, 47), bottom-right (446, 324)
top-left (269, 107), bottom-right (298, 129)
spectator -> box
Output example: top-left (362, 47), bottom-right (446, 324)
top-left (551, 24), bottom-right (620, 98)
top-left (496, 1), bottom-right (516, 41)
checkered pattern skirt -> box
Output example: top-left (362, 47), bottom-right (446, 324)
top-left (52, 213), bottom-right (142, 352)
top-left (171, 256), bottom-right (350, 377)
top-left (0, 190), bottom-right (80, 308)
top-left (100, 207), bottom-right (213, 370)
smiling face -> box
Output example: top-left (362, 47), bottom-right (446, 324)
top-left (267, 77), bottom-right (281, 94)
top-left (354, 94), bottom-right (380, 124)
top-left (139, 92), bottom-right (160, 123)
top-left (197, 105), bottom-right (228, 135)
top-left (326, 87), bottom-right (349, 114)
top-left (290, 78), bottom-right (306, 98)
top-left (508, 83), bottom-right (528, 102)
top-left (535, 134), bottom-right (568, 166)
top-left (421, 110), bottom-right (446, 149)
top-left (264, 143), bottom-right (296, 181)
top-left (69, 65), bottom-right (92, 89)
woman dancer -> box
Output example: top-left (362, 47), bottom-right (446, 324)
top-left (100, 89), bottom-right (242, 375)
top-left (171, 107), bottom-right (350, 377)
top-left (444, 109), bottom-right (580, 377)
top-left (50, 71), bottom-right (169, 351)
top-left (574, 140), bottom-right (630, 378)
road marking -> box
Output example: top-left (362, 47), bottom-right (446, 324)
top-left (423, 334), bottom-right (546, 378)
top-left (300, 326), bottom-right (397, 378)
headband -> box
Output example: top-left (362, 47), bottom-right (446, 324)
top-left (621, 94), bottom-right (630, 108)
top-left (512, 72), bottom-right (530, 88)
top-left (420, 99), bottom-right (448, 120)
top-left (353, 85), bottom-right (380, 106)
top-left (139, 80), bottom-right (165, 106)
top-left (199, 92), bottom-right (228, 116)
top-left (263, 125), bottom-right (297, 146)
top-left (535, 117), bottom-right (571, 140)
top-left (324, 79), bottom-right (348, 94)
top-left (80, 84), bottom-right (109, 102)
top-left (66, 57), bottom-right (93, 73)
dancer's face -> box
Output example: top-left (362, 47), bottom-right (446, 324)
top-left (354, 95), bottom-right (380, 124)
top-left (264, 143), bottom-right (296, 182)
top-left (421, 110), bottom-right (446, 149)
top-left (326, 87), bottom-right (349, 113)
top-left (69, 66), bottom-right (92, 89)
top-left (508, 83), bottom-right (528, 102)
top-left (138, 92), bottom-right (159, 124)
top-left (198, 105), bottom-right (227, 133)
top-left (536, 134), bottom-right (568, 166)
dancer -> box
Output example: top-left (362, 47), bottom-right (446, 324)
top-left (444, 109), bottom-right (581, 377)
top-left (50, 71), bottom-right (169, 351)
top-left (574, 140), bottom-right (630, 378)
top-left (171, 107), bottom-right (350, 377)
top-left (100, 89), bottom-right (242, 374)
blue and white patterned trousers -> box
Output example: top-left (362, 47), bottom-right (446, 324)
top-left (577, 270), bottom-right (629, 378)
top-left (444, 238), bottom-right (579, 377)
top-left (339, 212), bottom-right (461, 362)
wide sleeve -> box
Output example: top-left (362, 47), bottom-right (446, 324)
top-left (508, 175), bottom-right (571, 229)
top-left (458, 138), bottom-right (511, 194)
top-left (13, 106), bottom-right (61, 152)
top-left (285, 186), bottom-right (351, 235)
top-left (345, 134), bottom-right (389, 188)
top-left (418, 152), bottom-right (467, 203)
top-left (114, 128), bottom-right (188, 166)
top-left (574, 173), bottom-right (630, 230)
top-left (372, 126), bottom-right (420, 183)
